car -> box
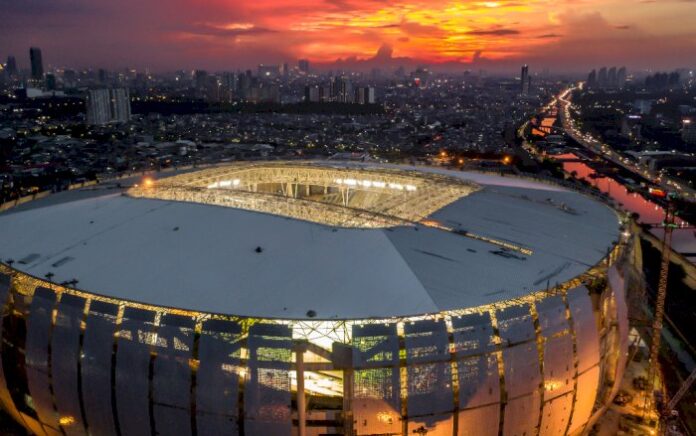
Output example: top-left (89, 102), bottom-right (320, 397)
top-left (614, 390), bottom-right (633, 406)
top-left (633, 376), bottom-right (648, 391)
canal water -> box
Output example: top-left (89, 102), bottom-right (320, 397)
top-left (554, 153), bottom-right (696, 263)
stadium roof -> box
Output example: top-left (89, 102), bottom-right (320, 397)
top-left (0, 163), bottom-right (620, 320)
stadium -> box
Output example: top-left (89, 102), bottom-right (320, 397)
top-left (0, 161), bottom-right (631, 436)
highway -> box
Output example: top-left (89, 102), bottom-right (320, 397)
top-left (557, 85), bottom-right (696, 201)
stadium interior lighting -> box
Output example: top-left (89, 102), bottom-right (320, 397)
top-left (128, 162), bottom-right (479, 228)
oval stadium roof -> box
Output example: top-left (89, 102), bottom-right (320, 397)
top-left (0, 163), bottom-right (620, 320)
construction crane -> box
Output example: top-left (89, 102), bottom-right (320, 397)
top-left (660, 366), bottom-right (696, 436)
top-left (642, 191), bottom-right (696, 433)
top-left (645, 192), bottom-right (678, 406)
top-left (665, 366), bottom-right (696, 412)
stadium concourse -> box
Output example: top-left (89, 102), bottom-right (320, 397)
top-left (0, 162), bottom-right (631, 436)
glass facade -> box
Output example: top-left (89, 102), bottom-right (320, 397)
top-left (0, 247), bottom-right (630, 436)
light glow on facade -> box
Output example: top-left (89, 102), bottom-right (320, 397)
top-left (0, 165), bottom-right (632, 436)
top-left (129, 162), bottom-right (478, 228)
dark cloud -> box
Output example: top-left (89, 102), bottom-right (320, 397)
top-left (466, 28), bottom-right (520, 36)
top-left (374, 44), bottom-right (393, 60)
top-left (179, 23), bottom-right (276, 38)
top-left (537, 33), bottom-right (563, 38)
top-left (614, 25), bottom-right (631, 30)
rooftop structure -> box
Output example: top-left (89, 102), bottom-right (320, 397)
top-left (0, 162), bottom-right (631, 436)
top-left (128, 163), bottom-right (479, 228)
top-left (0, 162), bottom-right (619, 319)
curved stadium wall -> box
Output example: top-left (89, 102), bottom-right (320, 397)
top-left (0, 165), bottom-right (632, 436)
top-left (0, 253), bottom-right (630, 436)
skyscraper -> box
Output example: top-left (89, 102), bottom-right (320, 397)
top-left (298, 59), bottom-right (310, 74)
top-left (355, 87), bottom-right (376, 104)
top-left (5, 56), bottom-right (17, 77)
top-left (617, 67), bottom-right (627, 89)
top-left (63, 69), bottom-right (77, 88)
top-left (304, 85), bottom-right (320, 102)
top-left (194, 70), bottom-right (208, 89)
top-left (587, 69), bottom-right (597, 89)
top-left (598, 67), bottom-right (608, 89)
top-left (332, 76), bottom-right (353, 103)
top-left (98, 68), bottom-right (108, 84)
top-left (205, 75), bottom-right (222, 102)
top-left (237, 71), bottom-right (252, 99)
top-left (682, 119), bottom-right (696, 144)
top-left (29, 47), bottom-right (44, 81)
top-left (608, 67), bottom-right (617, 88)
top-left (520, 64), bottom-right (530, 94)
top-left (221, 72), bottom-right (237, 102)
top-left (86, 88), bottom-right (131, 125)
top-left (45, 73), bottom-right (56, 91)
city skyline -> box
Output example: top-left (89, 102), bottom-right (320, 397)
top-left (2, 0), bottom-right (696, 73)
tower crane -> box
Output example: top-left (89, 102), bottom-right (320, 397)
top-left (642, 190), bottom-right (696, 435)
top-left (645, 193), bottom-right (678, 407)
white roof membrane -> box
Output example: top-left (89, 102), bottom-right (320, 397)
top-left (0, 166), bottom-right (620, 319)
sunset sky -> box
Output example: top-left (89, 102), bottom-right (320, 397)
top-left (2, 0), bottom-right (695, 72)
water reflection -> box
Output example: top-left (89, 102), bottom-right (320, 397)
top-left (553, 153), bottom-right (696, 262)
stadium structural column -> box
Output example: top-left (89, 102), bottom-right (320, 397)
top-left (295, 341), bottom-right (308, 436)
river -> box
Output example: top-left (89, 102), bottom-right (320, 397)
top-left (553, 153), bottom-right (696, 263)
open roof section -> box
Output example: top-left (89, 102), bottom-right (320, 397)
top-left (127, 162), bottom-right (479, 228)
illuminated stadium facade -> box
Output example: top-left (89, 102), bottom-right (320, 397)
top-left (0, 162), bottom-right (631, 436)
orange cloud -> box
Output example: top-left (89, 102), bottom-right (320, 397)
top-left (1, 0), bottom-right (694, 70)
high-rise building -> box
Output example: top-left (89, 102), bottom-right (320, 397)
top-left (29, 47), bottom-right (44, 81)
top-left (617, 67), bottom-right (627, 89)
top-left (608, 67), bottom-right (617, 88)
top-left (5, 56), bottom-right (17, 77)
top-left (587, 69), bottom-right (597, 89)
top-left (63, 69), bottom-right (77, 88)
top-left (222, 72), bottom-right (236, 89)
top-left (682, 119), bottom-right (696, 144)
top-left (591, 66), bottom-right (626, 90)
top-left (45, 73), bottom-right (56, 91)
top-left (520, 64), bottom-right (529, 94)
top-left (355, 87), bottom-right (376, 104)
top-left (598, 67), bottom-right (608, 89)
top-left (236, 70), bottom-right (258, 100)
top-left (86, 88), bottom-right (131, 125)
top-left (320, 85), bottom-right (331, 102)
top-left (298, 59), bottom-right (310, 74)
top-left (87, 89), bottom-right (113, 124)
top-left (205, 76), bottom-right (222, 102)
top-left (133, 73), bottom-right (148, 92)
top-left (221, 72), bottom-right (237, 102)
top-left (194, 70), bottom-right (208, 89)
top-left (247, 84), bottom-right (280, 103)
top-left (332, 76), bottom-right (353, 103)
top-left (98, 68), bottom-right (108, 84)
top-left (304, 85), bottom-right (320, 103)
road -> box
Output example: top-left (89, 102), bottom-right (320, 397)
top-left (557, 86), bottom-right (696, 201)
